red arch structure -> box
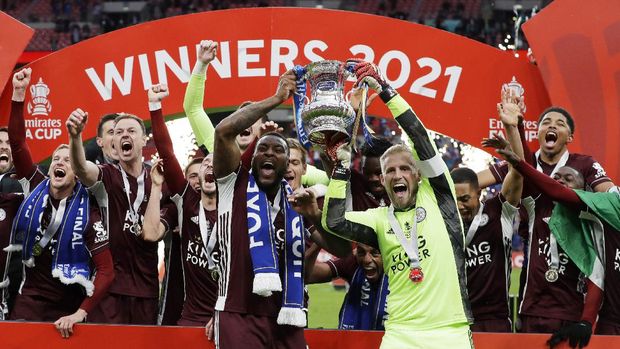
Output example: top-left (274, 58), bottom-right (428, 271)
top-left (1, 7), bottom-right (550, 165)
top-left (1, 5), bottom-right (619, 348)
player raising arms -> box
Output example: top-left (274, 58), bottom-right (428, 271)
top-left (185, 39), bottom-right (329, 186)
top-left (452, 89), bottom-right (524, 332)
top-left (494, 148), bottom-right (615, 347)
top-left (84, 113), bottom-right (119, 165)
top-left (321, 60), bottom-right (473, 349)
top-left (142, 83), bottom-right (219, 331)
top-left (483, 99), bottom-right (607, 335)
top-left (478, 106), bottom-right (614, 193)
top-left (67, 93), bottom-right (160, 324)
top-left (212, 70), bottom-right (310, 348)
top-left (8, 68), bottom-right (114, 338)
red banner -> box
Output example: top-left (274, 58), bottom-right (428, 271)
top-left (523, 0), bottom-right (620, 182)
top-left (1, 321), bottom-right (619, 349)
top-left (0, 11), bottom-right (34, 99)
top-left (0, 8), bottom-right (550, 163)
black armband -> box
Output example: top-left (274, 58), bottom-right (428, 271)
top-left (332, 166), bottom-right (351, 181)
top-left (379, 86), bottom-right (398, 103)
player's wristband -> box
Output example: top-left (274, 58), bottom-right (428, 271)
top-left (379, 86), bottom-right (398, 103)
top-left (149, 101), bottom-right (162, 111)
top-left (332, 166), bottom-right (350, 181)
top-left (192, 61), bottom-right (208, 75)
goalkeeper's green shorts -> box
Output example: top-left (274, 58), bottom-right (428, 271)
top-left (380, 323), bottom-right (474, 349)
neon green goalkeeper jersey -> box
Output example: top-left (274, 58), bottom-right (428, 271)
top-left (322, 94), bottom-right (472, 331)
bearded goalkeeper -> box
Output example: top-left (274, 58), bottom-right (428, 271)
top-left (321, 60), bottom-right (473, 349)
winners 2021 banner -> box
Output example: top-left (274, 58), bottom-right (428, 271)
top-left (0, 8), bottom-right (551, 167)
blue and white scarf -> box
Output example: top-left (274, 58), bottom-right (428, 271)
top-left (246, 172), bottom-right (306, 327)
top-left (292, 65), bottom-right (312, 149)
top-left (339, 269), bottom-right (389, 330)
top-left (6, 179), bottom-right (94, 296)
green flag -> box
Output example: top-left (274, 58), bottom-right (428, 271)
top-left (548, 190), bottom-right (620, 289)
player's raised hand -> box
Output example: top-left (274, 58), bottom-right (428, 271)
top-left (12, 68), bottom-right (32, 102)
top-left (274, 70), bottom-right (296, 102)
top-left (198, 40), bottom-right (218, 65)
top-left (346, 59), bottom-right (388, 93)
top-left (259, 121), bottom-right (283, 137)
top-left (497, 88), bottom-right (521, 127)
top-left (497, 148), bottom-right (521, 167)
top-left (148, 84), bottom-right (169, 103)
top-left (349, 87), bottom-right (379, 114)
top-left (66, 109), bottom-right (88, 138)
top-left (288, 187), bottom-right (319, 218)
top-left (326, 139), bottom-right (352, 170)
top-left (150, 158), bottom-right (165, 187)
top-left (482, 134), bottom-right (520, 165)
top-left (481, 134), bottom-right (510, 151)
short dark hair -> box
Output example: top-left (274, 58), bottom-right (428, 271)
top-left (114, 113), bottom-right (146, 135)
top-left (538, 107), bottom-right (575, 134)
top-left (184, 157), bottom-right (204, 176)
top-left (558, 165), bottom-right (585, 190)
top-left (451, 167), bottom-right (479, 189)
top-left (97, 113), bottom-right (119, 137)
top-left (361, 137), bottom-right (394, 158)
top-left (0, 127), bottom-right (8, 135)
top-left (257, 132), bottom-right (290, 155)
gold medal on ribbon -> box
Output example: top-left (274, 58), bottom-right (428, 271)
top-left (133, 222), bottom-right (143, 236)
top-left (545, 268), bottom-right (559, 283)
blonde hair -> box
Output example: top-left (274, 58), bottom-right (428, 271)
top-left (52, 143), bottom-right (70, 156)
top-left (287, 138), bottom-right (307, 166)
top-left (379, 144), bottom-right (417, 174)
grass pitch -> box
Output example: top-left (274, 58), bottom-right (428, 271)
top-left (307, 268), bottom-right (523, 329)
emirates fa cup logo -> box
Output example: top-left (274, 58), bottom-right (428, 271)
top-left (27, 78), bottom-right (52, 116)
top-left (502, 76), bottom-right (526, 113)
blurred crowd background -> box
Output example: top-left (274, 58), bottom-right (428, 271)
top-left (1, 0), bottom-right (549, 52)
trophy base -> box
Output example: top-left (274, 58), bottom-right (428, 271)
top-left (307, 113), bottom-right (351, 146)
top-left (309, 129), bottom-right (350, 147)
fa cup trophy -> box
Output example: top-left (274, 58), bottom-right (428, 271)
top-left (293, 60), bottom-right (371, 150)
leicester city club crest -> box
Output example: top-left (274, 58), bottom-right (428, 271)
top-left (415, 207), bottom-right (426, 223)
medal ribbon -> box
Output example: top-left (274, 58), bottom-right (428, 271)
top-left (199, 201), bottom-right (217, 270)
top-left (120, 165), bottom-right (146, 226)
top-left (357, 83), bottom-right (375, 148)
top-left (548, 233), bottom-right (560, 271)
top-left (534, 149), bottom-right (567, 275)
top-left (344, 62), bottom-right (375, 148)
top-left (387, 205), bottom-right (421, 271)
top-left (465, 202), bottom-right (485, 246)
top-left (35, 196), bottom-right (68, 252)
top-left (535, 149), bottom-right (569, 177)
